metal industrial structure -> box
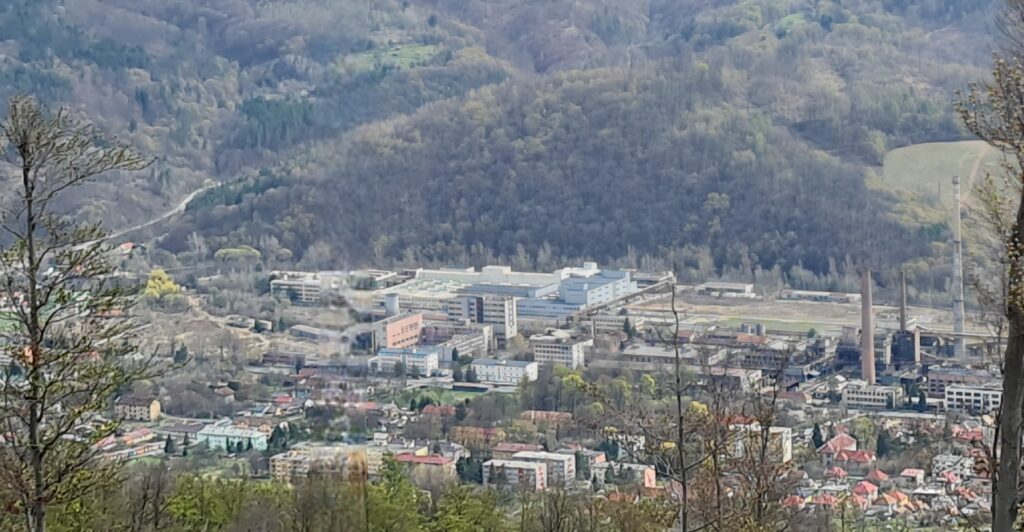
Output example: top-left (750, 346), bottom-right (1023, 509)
top-left (861, 269), bottom-right (876, 384)
top-left (892, 269), bottom-right (921, 367)
top-left (951, 176), bottom-right (967, 359)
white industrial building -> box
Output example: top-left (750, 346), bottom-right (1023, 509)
top-left (529, 330), bottom-right (592, 369)
top-left (945, 382), bottom-right (1002, 415)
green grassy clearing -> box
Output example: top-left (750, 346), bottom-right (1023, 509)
top-left (348, 44), bottom-right (440, 71)
top-left (720, 317), bottom-right (824, 334)
top-left (882, 140), bottom-right (1002, 208)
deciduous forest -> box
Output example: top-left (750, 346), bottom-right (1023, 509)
top-left (0, 0), bottom-right (999, 292)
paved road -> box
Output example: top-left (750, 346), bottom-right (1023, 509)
top-left (75, 184), bottom-right (216, 250)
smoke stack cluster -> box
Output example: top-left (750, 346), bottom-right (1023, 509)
top-left (861, 270), bottom-right (876, 384)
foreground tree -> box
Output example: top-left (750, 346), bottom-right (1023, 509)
top-left (958, 53), bottom-right (1024, 532)
top-left (0, 96), bottom-right (153, 531)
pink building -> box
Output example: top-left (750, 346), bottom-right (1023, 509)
top-left (374, 313), bottom-right (424, 350)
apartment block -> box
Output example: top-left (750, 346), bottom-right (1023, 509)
top-left (483, 459), bottom-right (547, 491)
top-left (510, 451), bottom-right (576, 486)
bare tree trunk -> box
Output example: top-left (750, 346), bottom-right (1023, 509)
top-left (670, 281), bottom-right (689, 532)
top-left (995, 226), bottom-right (1024, 531)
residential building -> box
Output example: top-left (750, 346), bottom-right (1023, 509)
top-left (483, 459), bottom-right (547, 492)
top-left (115, 397), bottom-right (161, 422)
top-left (271, 444), bottom-right (354, 482)
top-left (511, 451), bottom-right (576, 486)
top-left (372, 312), bottom-right (424, 351)
top-left (196, 424), bottom-right (268, 452)
top-left (446, 295), bottom-right (518, 347)
top-left (270, 450), bottom-right (312, 482)
top-left (374, 346), bottom-right (440, 376)
top-left (470, 359), bottom-right (539, 386)
top-left (945, 383), bottom-right (1002, 415)
top-left (270, 271), bottom-right (322, 305)
top-left (529, 330), bottom-right (592, 369)
top-left (841, 382), bottom-right (904, 410)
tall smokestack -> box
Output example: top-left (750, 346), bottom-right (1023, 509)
top-left (899, 269), bottom-right (908, 332)
top-left (952, 176), bottom-right (967, 359)
top-left (861, 270), bottom-right (876, 384)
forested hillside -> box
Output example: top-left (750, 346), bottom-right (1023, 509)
top-left (0, 0), bottom-right (999, 288)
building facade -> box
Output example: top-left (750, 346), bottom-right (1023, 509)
top-left (945, 383), bottom-right (1002, 415)
top-left (841, 383), bottom-right (904, 410)
top-left (591, 313), bottom-right (647, 335)
top-left (446, 295), bottom-right (518, 347)
top-left (375, 346), bottom-right (440, 375)
top-left (115, 398), bottom-right (161, 422)
top-left (483, 459), bottom-right (547, 491)
top-left (372, 313), bottom-right (424, 351)
top-left (270, 271), bottom-right (322, 305)
top-left (470, 359), bottom-right (539, 385)
top-left (196, 424), bottom-right (268, 452)
top-left (510, 451), bottom-right (576, 486)
top-left (529, 331), bottom-right (592, 369)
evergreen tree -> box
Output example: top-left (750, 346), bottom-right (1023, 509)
top-left (465, 367), bottom-right (477, 383)
top-left (812, 423), bottom-right (825, 450)
top-left (604, 466), bottom-right (615, 485)
top-left (455, 402), bottom-right (468, 421)
top-left (917, 389), bottom-right (928, 412)
top-left (876, 430), bottom-right (893, 458)
top-left (409, 398), bottom-right (418, 412)
top-left (246, 438), bottom-right (253, 451)
top-left (164, 435), bottom-right (176, 455)
top-left (173, 344), bottom-right (189, 365)
top-left (453, 365), bottom-right (463, 382)
top-left (235, 441), bottom-right (245, 454)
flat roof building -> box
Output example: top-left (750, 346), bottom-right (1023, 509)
top-left (374, 346), bottom-right (440, 376)
top-left (946, 382), bottom-right (1002, 415)
top-left (471, 358), bottom-right (539, 386)
top-left (841, 382), bottom-right (904, 410)
top-left (529, 331), bottom-right (592, 369)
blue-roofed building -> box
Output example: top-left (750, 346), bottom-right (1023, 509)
top-left (517, 267), bottom-right (639, 319)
